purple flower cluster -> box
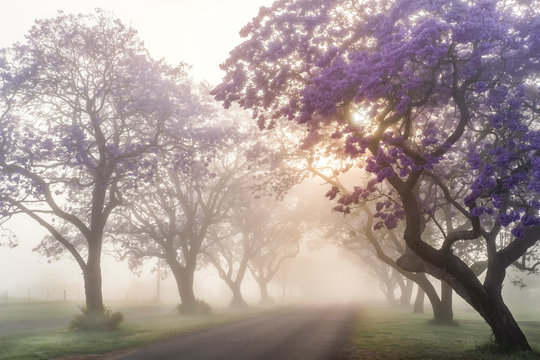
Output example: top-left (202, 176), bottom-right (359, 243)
top-left (466, 85), bottom-right (540, 237)
top-left (214, 0), bottom-right (540, 238)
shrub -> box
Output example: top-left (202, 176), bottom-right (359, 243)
top-left (70, 307), bottom-right (124, 331)
top-left (177, 299), bottom-right (212, 316)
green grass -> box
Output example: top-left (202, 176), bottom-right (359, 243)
top-left (353, 306), bottom-right (540, 359)
top-left (0, 302), bottom-right (267, 360)
top-left (0, 302), bottom-right (79, 324)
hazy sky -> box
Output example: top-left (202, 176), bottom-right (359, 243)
top-left (0, 0), bottom-right (273, 84)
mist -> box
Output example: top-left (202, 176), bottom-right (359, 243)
top-left (1, 1), bottom-right (539, 359)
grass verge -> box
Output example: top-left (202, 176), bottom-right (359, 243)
top-left (352, 306), bottom-right (540, 359)
top-left (0, 303), bottom-right (267, 360)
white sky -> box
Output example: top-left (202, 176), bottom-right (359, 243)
top-left (0, 0), bottom-right (273, 84)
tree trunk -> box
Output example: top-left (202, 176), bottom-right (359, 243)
top-left (439, 281), bottom-right (454, 323)
top-left (409, 274), bottom-right (441, 319)
top-left (399, 278), bottom-right (414, 307)
top-left (375, 270), bottom-right (398, 306)
top-left (177, 269), bottom-right (197, 307)
top-left (230, 284), bottom-right (248, 308)
top-left (83, 248), bottom-right (104, 315)
top-left (397, 177), bottom-right (531, 350)
top-left (382, 283), bottom-right (398, 306)
top-left (258, 280), bottom-right (273, 304)
top-left (413, 285), bottom-right (424, 313)
top-left (169, 260), bottom-right (198, 312)
top-left (481, 291), bottom-right (531, 351)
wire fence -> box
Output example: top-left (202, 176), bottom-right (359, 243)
top-left (0, 288), bottom-right (156, 305)
top-left (0, 288), bottom-right (79, 304)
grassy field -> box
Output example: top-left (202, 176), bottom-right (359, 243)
top-left (3, 302), bottom-right (540, 359)
top-left (0, 302), bottom-right (267, 360)
top-left (352, 305), bottom-right (540, 360)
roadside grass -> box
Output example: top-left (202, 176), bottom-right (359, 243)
top-left (0, 302), bottom-right (79, 325)
top-left (353, 305), bottom-right (540, 360)
top-left (0, 302), bottom-right (267, 360)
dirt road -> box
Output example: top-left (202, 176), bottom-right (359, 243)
top-left (119, 305), bottom-right (355, 360)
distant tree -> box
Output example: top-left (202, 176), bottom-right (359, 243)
top-left (0, 10), bottom-right (198, 320)
top-left (0, 54), bottom-right (19, 250)
top-left (339, 238), bottom-right (408, 307)
top-left (337, 208), bottom-right (455, 322)
top-left (205, 217), bottom-right (254, 308)
top-left (247, 202), bottom-right (301, 304)
top-left (114, 117), bottom-right (267, 313)
top-left (214, 0), bottom-right (540, 351)
top-left (206, 195), bottom-right (301, 306)
top-left (117, 142), bottom-right (229, 311)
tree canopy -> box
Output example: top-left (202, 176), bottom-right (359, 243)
top-left (214, 0), bottom-right (540, 351)
top-left (0, 10), bottom-right (204, 318)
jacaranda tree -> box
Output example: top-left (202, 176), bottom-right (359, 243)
top-left (0, 10), bottom-right (199, 322)
top-left (213, 0), bottom-right (540, 351)
top-left (115, 124), bottom-right (253, 313)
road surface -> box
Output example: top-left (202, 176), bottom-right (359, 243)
top-left (120, 305), bottom-right (355, 360)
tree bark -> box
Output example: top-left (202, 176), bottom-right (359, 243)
top-left (413, 285), bottom-right (424, 313)
top-left (398, 278), bottom-right (414, 307)
top-left (258, 280), bottom-right (273, 304)
top-left (482, 291), bottom-right (531, 351)
top-left (230, 284), bottom-right (248, 308)
top-left (169, 260), bottom-right (197, 312)
top-left (83, 246), bottom-right (104, 315)
top-left (398, 189), bottom-right (530, 350)
top-left (177, 269), bottom-right (197, 307)
top-left (439, 281), bottom-right (454, 323)
top-left (382, 283), bottom-right (397, 306)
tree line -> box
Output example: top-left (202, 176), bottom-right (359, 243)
top-left (1, 1), bottom-right (540, 354)
top-left (0, 10), bottom-right (304, 326)
top-left (212, 0), bottom-right (540, 352)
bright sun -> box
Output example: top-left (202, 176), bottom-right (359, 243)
top-left (348, 103), bottom-right (376, 134)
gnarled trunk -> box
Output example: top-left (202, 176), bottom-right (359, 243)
top-left (409, 273), bottom-right (453, 323)
top-left (482, 291), bottom-right (530, 351)
top-left (398, 190), bottom-right (530, 350)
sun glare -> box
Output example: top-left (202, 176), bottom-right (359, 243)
top-left (348, 103), bottom-right (375, 133)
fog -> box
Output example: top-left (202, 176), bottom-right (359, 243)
top-left (0, 185), bottom-right (382, 306)
top-left (0, 0), bottom-right (385, 312)
top-left (2, 180), bottom-right (539, 314)
top-left (0, 1), bottom-right (539, 359)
